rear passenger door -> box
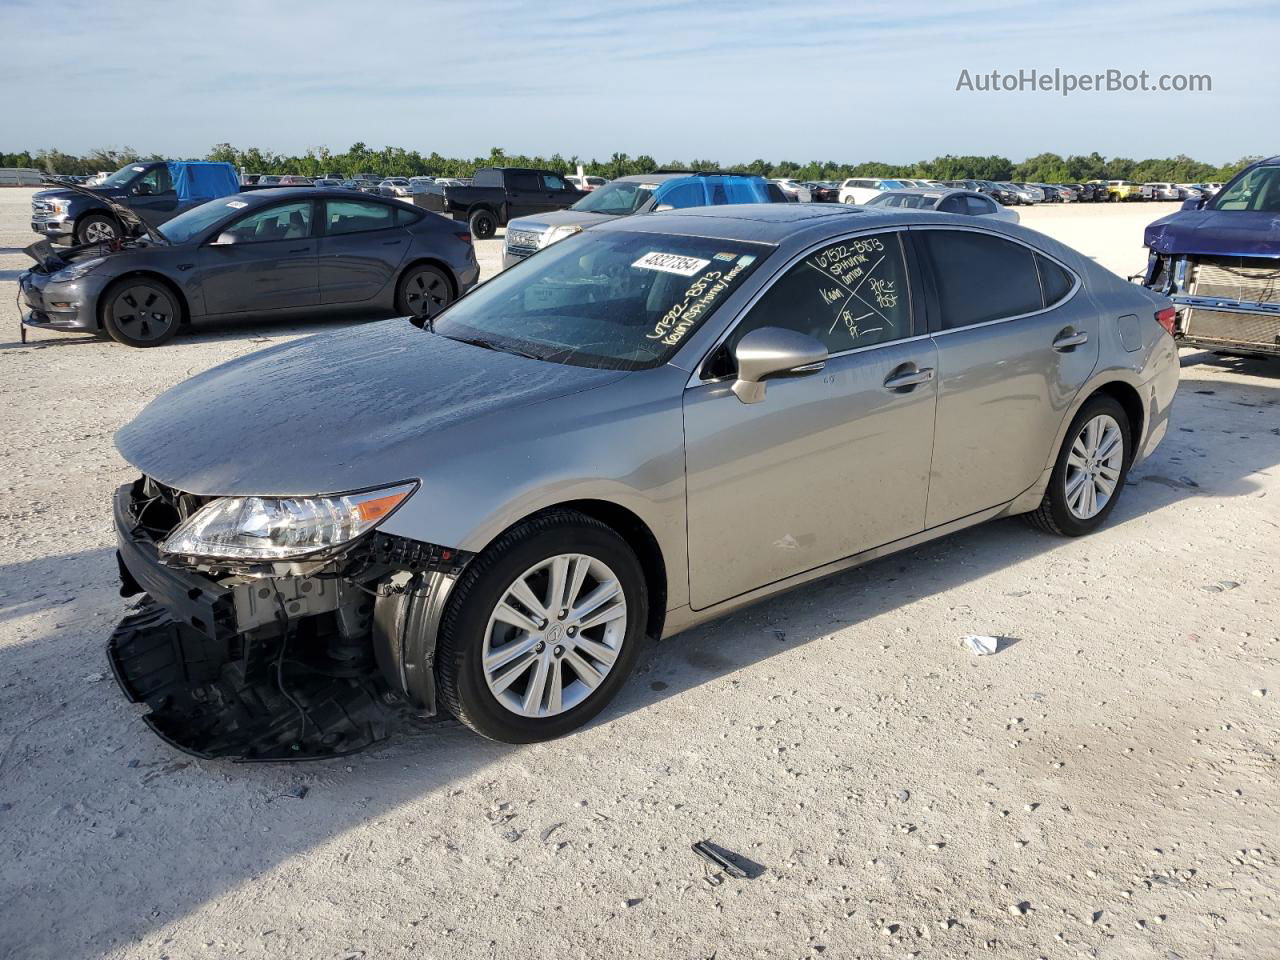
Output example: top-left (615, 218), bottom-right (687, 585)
top-left (913, 227), bottom-right (1098, 528)
top-left (318, 199), bottom-right (410, 305)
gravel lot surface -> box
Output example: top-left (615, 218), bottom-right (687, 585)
top-left (1, 189), bottom-right (1277, 959)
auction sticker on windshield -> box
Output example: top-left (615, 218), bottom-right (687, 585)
top-left (225, 200), bottom-right (248, 209)
top-left (632, 251), bottom-right (711, 277)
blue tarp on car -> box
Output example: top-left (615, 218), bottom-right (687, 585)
top-left (652, 175), bottom-right (771, 209)
top-left (168, 162), bottom-right (241, 205)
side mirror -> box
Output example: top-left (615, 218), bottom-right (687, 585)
top-left (1180, 196), bottom-right (1205, 211)
top-left (210, 231), bottom-right (238, 246)
top-left (731, 327), bottom-right (828, 404)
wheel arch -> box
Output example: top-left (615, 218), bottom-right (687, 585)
top-left (74, 208), bottom-right (122, 240)
top-left (96, 270), bottom-right (191, 330)
top-left (1092, 380), bottom-right (1145, 458)
top-left (480, 499), bottom-right (668, 641)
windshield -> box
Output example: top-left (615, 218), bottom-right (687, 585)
top-left (879, 180), bottom-right (905, 189)
top-left (98, 163), bottom-right (151, 188)
top-left (1211, 165), bottom-right (1280, 212)
top-left (570, 180), bottom-right (655, 216)
top-left (433, 230), bottom-right (770, 370)
top-left (158, 196), bottom-right (245, 244)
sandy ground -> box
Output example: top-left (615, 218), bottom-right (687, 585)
top-left (0, 190), bottom-right (1277, 960)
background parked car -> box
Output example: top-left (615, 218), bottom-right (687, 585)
top-left (417, 166), bottom-right (588, 239)
top-left (866, 188), bottom-right (1019, 223)
top-left (838, 177), bottom-right (905, 204)
top-left (379, 178), bottom-right (411, 197)
top-left (1106, 180), bottom-right (1143, 201)
top-left (769, 179), bottom-right (813, 203)
top-left (30, 161), bottom-right (242, 245)
top-left (19, 188), bottom-right (479, 347)
top-left (566, 175), bottom-right (608, 191)
top-left (805, 181), bottom-right (840, 202)
top-left (503, 172), bottom-right (779, 267)
top-left (278, 175), bottom-right (313, 186)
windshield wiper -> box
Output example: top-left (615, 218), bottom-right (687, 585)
top-left (444, 334), bottom-right (542, 362)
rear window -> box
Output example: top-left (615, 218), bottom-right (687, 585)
top-left (325, 200), bottom-right (395, 235)
top-left (921, 229), bottom-right (1044, 329)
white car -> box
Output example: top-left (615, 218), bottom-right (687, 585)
top-left (379, 178), bottom-right (411, 197)
top-left (409, 176), bottom-right (436, 195)
top-left (567, 175), bottom-right (608, 192)
top-left (838, 177), bottom-right (906, 204)
top-left (865, 188), bottom-right (1020, 224)
top-left (769, 178), bottom-right (813, 203)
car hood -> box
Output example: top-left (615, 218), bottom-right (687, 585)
top-left (1144, 208), bottom-right (1280, 258)
top-left (115, 320), bottom-right (628, 497)
top-left (507, 210), bottom-right (620, 233)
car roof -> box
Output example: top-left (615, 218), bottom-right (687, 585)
top-left (600, 202), bottom-right (1043, 247)
top-left (226, 187), bottom-right (402, 203)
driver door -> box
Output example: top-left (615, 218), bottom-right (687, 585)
top-left (682, 231), bottom-right (938, 610)
top-left (195, 200), bottom-right (320, 315)
top-left (127, 165), bottom-right (181, 227)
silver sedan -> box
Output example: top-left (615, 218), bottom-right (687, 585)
top-left (866, 187), bottom-right (1020, 223)
top-left (109, 203), bottom-right (1179, 756)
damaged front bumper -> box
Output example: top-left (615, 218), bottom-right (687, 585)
top-left (109, 479), bottom-right (469, 761)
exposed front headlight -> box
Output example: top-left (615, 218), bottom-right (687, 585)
top-left (159, 482), bottom-right (416, 560)
top-left (49, 257), bottom-right (106, 283)
top-left (540, 224), bottom-right (582, 248)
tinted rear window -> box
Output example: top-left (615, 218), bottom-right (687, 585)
top-left (921, 230), bottom-right (1043, 329)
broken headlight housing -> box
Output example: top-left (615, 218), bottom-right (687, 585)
top-left (50, 257), bottom-right (106, 283)
top-left (540, 224), bottom-right (582, 248)
top-left (159, 482), bottom-right (417, 561)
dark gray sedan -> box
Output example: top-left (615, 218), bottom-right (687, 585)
top-left (19, 188), bottom-right (480, 347)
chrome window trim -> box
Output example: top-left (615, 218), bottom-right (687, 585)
top-left (685, 225), bottom-right (919, 388)
top-left (906, 223), bottom-right (1082, 336)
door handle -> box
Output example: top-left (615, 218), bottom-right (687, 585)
top-left (288, 246), bottom-right (310, 253)
top-left (382, 239), bottom-right (403, 246)
top-left (883, 366), bottom-right (935, 390)
top-left (1053, 329), bottom-right (1089, 350)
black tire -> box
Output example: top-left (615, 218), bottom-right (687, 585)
top-left (75, 213), bottom-right (120, 245)
top-left (1025, 394), bottom-right (1132, 537)
top-left (395, 264), bottom-right (452, 318)
top-left (435, 510), bottom-right (648, 743)
top-left (100, 277), bottom-right (182, 347)
top-left (468, 208), bottom-right (497, 240)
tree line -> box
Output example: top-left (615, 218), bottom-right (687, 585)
top-left (1, 143), bottom-right (1258, 185)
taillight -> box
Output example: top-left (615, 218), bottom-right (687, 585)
top-left (1155, 306), bottom-right (1177, 336)
top-left (455, 232), bottom-right (472, 245)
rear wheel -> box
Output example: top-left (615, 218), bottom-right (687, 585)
top-left (395, 264), bottom-right (452, 318)
top-left (1025, 395), bottom-right (1132, 536)
top-left (101, 278), bottom-right (181, 347)
top-left (435, 511), bottom-right (647, 743)
top-left (76, 213), bottom-right (119, 245)
top-left (468, 208), bottom-right (497, 240)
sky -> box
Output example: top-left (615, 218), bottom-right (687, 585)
top-left (4, 0), bottom-right (1277, 165)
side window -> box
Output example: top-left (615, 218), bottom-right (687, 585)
top-left (656, 181), bottom-right (704, 209)
top-left (729, 233), bottom-right (912, 355)
top-left (509, 173), bottom-right (540, 192)
top-left (133, 166), bottom-right (173, 195)
top-left (394, 206), bottom-right (421, 226)
top-left (224, 201), bottom-right (313, 243)
top-left (921, 230), bottom-right (1043, 329)
top-left (542, 174), bottom-right (568, 191)
top-left (325, 200), bottom-right (395, 235)
top-left (1036, 254), bottom-right (1075, 306)
top-left (936, 195), bottom-right (965, 214)
top-left (965, 195), bottom-right (996, 215)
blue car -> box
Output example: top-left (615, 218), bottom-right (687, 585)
top-left (1142, 155), bottom-right (1280, 358)
top-left (503, 172), bottom-right (781, 268)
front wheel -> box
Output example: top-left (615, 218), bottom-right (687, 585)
top-left (76, 213), bottom-right (119, 245)
top-left (1025, 395), bottom-right (1132, 536)
top-left (395, 264), bottom-right (452, 318)
top-left (435, 511), bottom-right (647, 743)
top-left (100, 277), bottom-right (181, 347)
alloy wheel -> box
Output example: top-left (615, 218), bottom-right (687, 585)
top-left (1064, 413), bottom-right (1124, 520)
top-left (110, 285), bottom-right (177, 342)
top-left (481, 553), bottom-right (627, 718)
top-left (401, 267), bottom-right (448, 317)
top-left (84, 220), bottom-right (117, 243)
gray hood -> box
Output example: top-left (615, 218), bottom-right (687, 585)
top-left (508, 209), bottom-right (620, 233)
top-left (115, 320), bottom-right (626, 496)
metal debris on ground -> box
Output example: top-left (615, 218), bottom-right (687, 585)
top-left (692, 839), bottom-right (751, 887)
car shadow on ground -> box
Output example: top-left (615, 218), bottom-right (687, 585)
top-left (1, 364), bottom-right (1277, 958)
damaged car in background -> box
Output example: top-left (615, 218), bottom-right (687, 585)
top-left (20, 186), bottom-right (477, 346)
top-left (109, 203), bottom-right (1178, 760)
top-left (1143, 154), bottom-right (1280, 359)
